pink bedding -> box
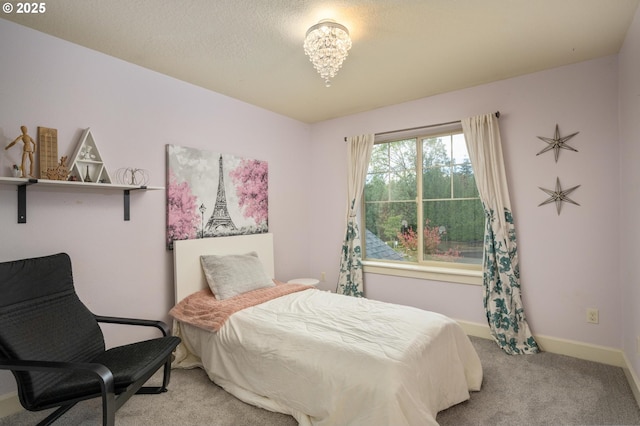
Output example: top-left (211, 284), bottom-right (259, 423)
top-left (170, 281), bottom-right (312, 332)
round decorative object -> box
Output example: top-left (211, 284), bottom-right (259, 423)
top-left (115, 168), bottom-right (150, 186)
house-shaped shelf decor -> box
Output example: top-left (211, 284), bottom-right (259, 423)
top-left (68, 128), bottom-right (112, 183)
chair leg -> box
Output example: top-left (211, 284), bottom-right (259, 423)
top-left (136, 356), bottom-right (172, 394)
top-left (36, 404), bottom-right (75, 426)
top-left (161, 357), bottom-right (172, 391)
top-left (101, 388), bottom-right (116, 426)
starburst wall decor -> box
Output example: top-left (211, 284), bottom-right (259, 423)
top-left (538, 177), bottom-right (580, 215)
top-left (536, 124), bottom-right (579, 162)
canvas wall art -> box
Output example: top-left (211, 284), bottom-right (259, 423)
top-left (166, 144), bottom-right (268, 249)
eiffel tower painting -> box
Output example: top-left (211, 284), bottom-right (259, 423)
top-left (205, 155), bottom-right (237, 234)
top-left (166, 145), bottom-right (268, 248)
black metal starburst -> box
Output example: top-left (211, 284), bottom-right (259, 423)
top-left (538, 177), bottom-right (580, 215)
top-left (536, 124), bottom-right (579, 162)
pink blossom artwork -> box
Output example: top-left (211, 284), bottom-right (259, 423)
top-left (166, 145), bottom-right (268, 249)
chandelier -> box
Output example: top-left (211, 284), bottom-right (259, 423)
top-left (303, 19), bottom-right (352, 87)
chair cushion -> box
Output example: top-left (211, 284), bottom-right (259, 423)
top-left (29, 336), bottom-right (180, 409)
top-left (0, 254), bottom-right (106, 409)
top-left (95, 337), bottom-right (181, 391)
top-left (0, 253), bottom-right (76, 308)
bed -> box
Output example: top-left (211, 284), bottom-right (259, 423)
top-left (170, 233), bottom-right (482, 426)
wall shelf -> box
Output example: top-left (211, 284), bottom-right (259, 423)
top-left (0, 177), bottom-right (163, 223)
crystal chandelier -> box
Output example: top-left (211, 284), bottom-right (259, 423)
top-left (303, 19), bottom-right (352, 87)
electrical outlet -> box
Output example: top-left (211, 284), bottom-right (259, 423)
top-left (320, 272), bottom-right (326, 282)
top-left (586, 308), bottom-right (599, 324)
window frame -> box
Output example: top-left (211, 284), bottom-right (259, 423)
top-left (361, 127), bottom-right (483, 286)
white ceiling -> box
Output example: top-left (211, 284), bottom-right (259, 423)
top-left (3, 0), bottom-right (639, 123)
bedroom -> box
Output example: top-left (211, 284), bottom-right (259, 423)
top-left (1, 0), bottom-right (640, 422)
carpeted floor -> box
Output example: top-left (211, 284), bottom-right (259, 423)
top-left (438, 338), bottom-right (640, 425)
top-left (2, 336), bottom-right (639, 425)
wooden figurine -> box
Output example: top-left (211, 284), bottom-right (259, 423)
top-left (45, 156), bottom-right (69, 181)
top-left (5, 126), bottom-right (36, 178)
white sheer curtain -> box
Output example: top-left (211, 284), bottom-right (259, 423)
top-left (462, 113), bottom-right (539, 354)
top-left (336, 134), bottom-right (374, 296)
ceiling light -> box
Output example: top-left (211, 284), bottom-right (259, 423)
top-left (303, 19), bottom-right (352, 87)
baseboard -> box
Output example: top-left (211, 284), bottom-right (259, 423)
top-left (457, 319), bottom-right (492, 340)
top-left (534, 334), bottom-right (625, 367)
top-left (0, 392), bottom-right (21, 419)
top-left (622, 352), bottom-right (640, 408)
top-left (456, 319), bottom-right (625, 366)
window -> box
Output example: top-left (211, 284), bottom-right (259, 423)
top-left (362, 129), bottom-right (484, 283)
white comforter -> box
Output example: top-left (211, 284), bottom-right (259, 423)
top-left (173, 289), bottom-right (482, 425)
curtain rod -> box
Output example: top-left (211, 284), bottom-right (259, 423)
top-left (344, 111), bottom-right (500, 141)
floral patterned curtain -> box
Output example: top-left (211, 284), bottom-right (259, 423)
top-left (336, 134), bottom-right (374, 297)
top-left (461, 114), bottom-right (539, 355)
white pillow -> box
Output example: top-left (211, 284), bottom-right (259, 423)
top-left (200, 252), bottom-right (274, 300)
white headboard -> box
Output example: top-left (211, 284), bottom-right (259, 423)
top-left (173, 233), bottom-right (274, 304)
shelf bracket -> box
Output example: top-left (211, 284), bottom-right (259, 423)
top-left (17, 179), bottom-right (37, 224)
top-left (124, 186), bottom-right (146, 221)
top-left (124, 190), bottom-right (130, 221)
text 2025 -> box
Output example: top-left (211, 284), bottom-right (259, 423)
top-left (16, 2), bottom-right (46, 13)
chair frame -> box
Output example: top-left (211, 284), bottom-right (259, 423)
top-left (0, 315), bottom-right (174, 426)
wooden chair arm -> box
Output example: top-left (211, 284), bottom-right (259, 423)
top-left (0, 358), bottom-right (114, 393)
top-left (94, 315), bottom-right (170, 336)
top-left (0, 358), bottom-right (117, 425)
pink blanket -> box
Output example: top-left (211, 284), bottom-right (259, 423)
top-left (170, 281), bottom-right (313, 332)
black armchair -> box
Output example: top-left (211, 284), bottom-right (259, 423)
top-left (0, 253), bottom-right (181, 426)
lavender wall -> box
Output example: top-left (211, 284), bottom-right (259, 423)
top-left (309, 56), bottom-right (621, 350)
top-left (0, 19), bottom-right (312, 394)
top-left (619, 5), bottom-right (640, 381)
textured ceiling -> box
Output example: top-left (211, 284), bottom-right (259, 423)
top-left (3, 0), bottom-right (639, 123)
